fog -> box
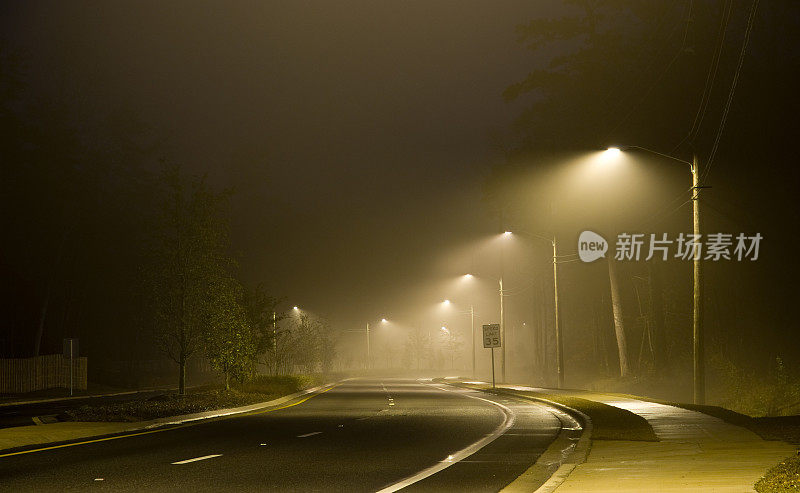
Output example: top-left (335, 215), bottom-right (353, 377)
top-left (1, 1), bottom-right (799, 412)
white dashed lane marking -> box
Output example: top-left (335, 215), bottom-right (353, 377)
top-left (172, 454), bottom-right (222, 465)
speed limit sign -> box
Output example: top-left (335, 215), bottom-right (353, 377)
top-left (482, 324), bottom-right (501, 348)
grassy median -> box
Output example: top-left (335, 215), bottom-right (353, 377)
top-left (451, 382), bottom-right (658, 442)
top-left (509, 391), bottom-right (658, 441)
top-left (64, 375), bottom-right (325, 422)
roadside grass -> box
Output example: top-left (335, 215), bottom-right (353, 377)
top-left (515, 391), bottom-right (658, 441)
top-left (64, 374), bottom-right (325, 422)
top-left (451, 382), bottom-right (658, 442)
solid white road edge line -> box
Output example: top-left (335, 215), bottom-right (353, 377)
top-left (171, 454), bottom-right (222, 464)
top-left (297, 432), bottom-right (323, 438)
top-left (375, 384), bottom-right (516, 493)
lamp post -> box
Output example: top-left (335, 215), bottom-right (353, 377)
top-left (606, 146), bottom-right (704, 404)
top-left (366, 322), bottom-right (370, 370)
top-left (441, 296), bottom-right (476, 377)
top-left (272, 310), bottom-right (278, 376)
top-left (365, 317), bottom-right (388, 370)
top-left (504, 231), bottom-right (564, 388)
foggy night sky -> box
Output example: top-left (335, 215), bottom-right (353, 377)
top-left (1, 1), bottom-right (568, 330)
top-left (3, 0), bottom-right (799, 355)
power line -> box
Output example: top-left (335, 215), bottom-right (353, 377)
top-left (603, 1), bottom-right (694, 141)
top-left (673, 0), bottom-right (734, 152)
top-left (702, 0), bottom-right (759, 182)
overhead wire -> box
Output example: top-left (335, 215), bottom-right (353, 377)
top-left (672, 0), bottom-right (734, 153)
top-left (603, 0), bottom-right (694, 141)
top-left (702, 0), bottom-right (759, 182)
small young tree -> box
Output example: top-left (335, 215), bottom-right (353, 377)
top-left (243, 285), bottom-right (282, 374)
top-left (203, 276), bottom-right (255, 389)
top-left (405, 327), bottom-right (430, 370)
top-left (442, 330), bottom-right (464, 370)
top-left (145, 164), bottom-right (235, 394)
top-left (317, 318), bottom-right (338, 374)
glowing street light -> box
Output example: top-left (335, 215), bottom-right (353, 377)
top-left (445, 293), bottom-right (477, 378)
top-left (442, 299), bottom-right (451, 306)
top-left (503, 231), bottom-right (512, 236)
top-left (500, 228), bottom-right (562, 387)
top-left (605, 144), bottom-right (704, 404)
top-left (365, 316), bottom-right (389, 370)
top-left (292, 306), bottom-right (299, 311)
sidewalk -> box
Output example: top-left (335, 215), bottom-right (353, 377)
top-left (0, 383), bottom-right (334, 455)
top-left (497, 385), bottom-right (795, 492)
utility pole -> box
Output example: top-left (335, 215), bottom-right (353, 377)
top-left (366, 322), bottom-right (371, 370)
top-left (470, 304), bottom-right (475, 377)
top-left (553, 236), bottom-right (564, 388)
top-left (272, 311), bottom-right (278, 376)
top-left (692, 154), bottom-right (704, 405)
top-left (499, 277), bottom-right (505, 383)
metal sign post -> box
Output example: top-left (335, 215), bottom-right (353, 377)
top-left (483, 324), bottom-right (501, 389)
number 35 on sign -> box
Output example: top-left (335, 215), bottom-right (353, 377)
top-left (483, 324), bottom-right (501, 348)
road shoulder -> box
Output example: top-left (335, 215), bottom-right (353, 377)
top-left (0, 382), bottom-right (337, 456)
top-left (458, 382), bottom-right (796, 492)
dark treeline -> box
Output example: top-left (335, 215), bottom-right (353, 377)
top-left (487, 1), bottom-right (800, 414)
top-left (0, 42), bottom-right (338, 390)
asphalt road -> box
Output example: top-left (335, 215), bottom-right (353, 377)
top-left (0, 379), bottom-right (566, 492)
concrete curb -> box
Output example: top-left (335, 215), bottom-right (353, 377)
top-left (444, 382), bottom-right (593, 493)
top-left (0, 382), bottom-right (338, 454)
top-left (501, 391), bottom-right (592, 493)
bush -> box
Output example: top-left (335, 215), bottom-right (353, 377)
top-left (65, 374), bottom-right (326, 422)
top-left (755, 455), bottom-right (800, 492)
top-left (234, 374), bottom-right (324, 395)
top-left (712, 355), bottom-right (800, 416)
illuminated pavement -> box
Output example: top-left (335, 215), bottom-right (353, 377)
top-left (489, 385), bottom-right (796, 492)
top-left (0, 379), bottom-right (567, 492)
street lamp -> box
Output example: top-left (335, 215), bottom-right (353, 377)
top-left (605, 145), bottom-right (705, 404)
top-left (441, 296), bottom-right (476, 377)
top-left (365, 317), bottom-right (389, 370)
top-left (504, 230), bottom-right (565, 388)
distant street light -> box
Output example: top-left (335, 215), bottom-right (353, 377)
top-left (292, 306), bottom-right (299, 311)
top-left (365, 317), bottom-right (389, 370)
top-left (504, 230), bottom-right (564, 388)
top-left (605, 145), bottom-right (705, 404)
top-left (444, 294), bottom-right (476, 377)
top-left (442, 299), bottom-right (451, 306)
